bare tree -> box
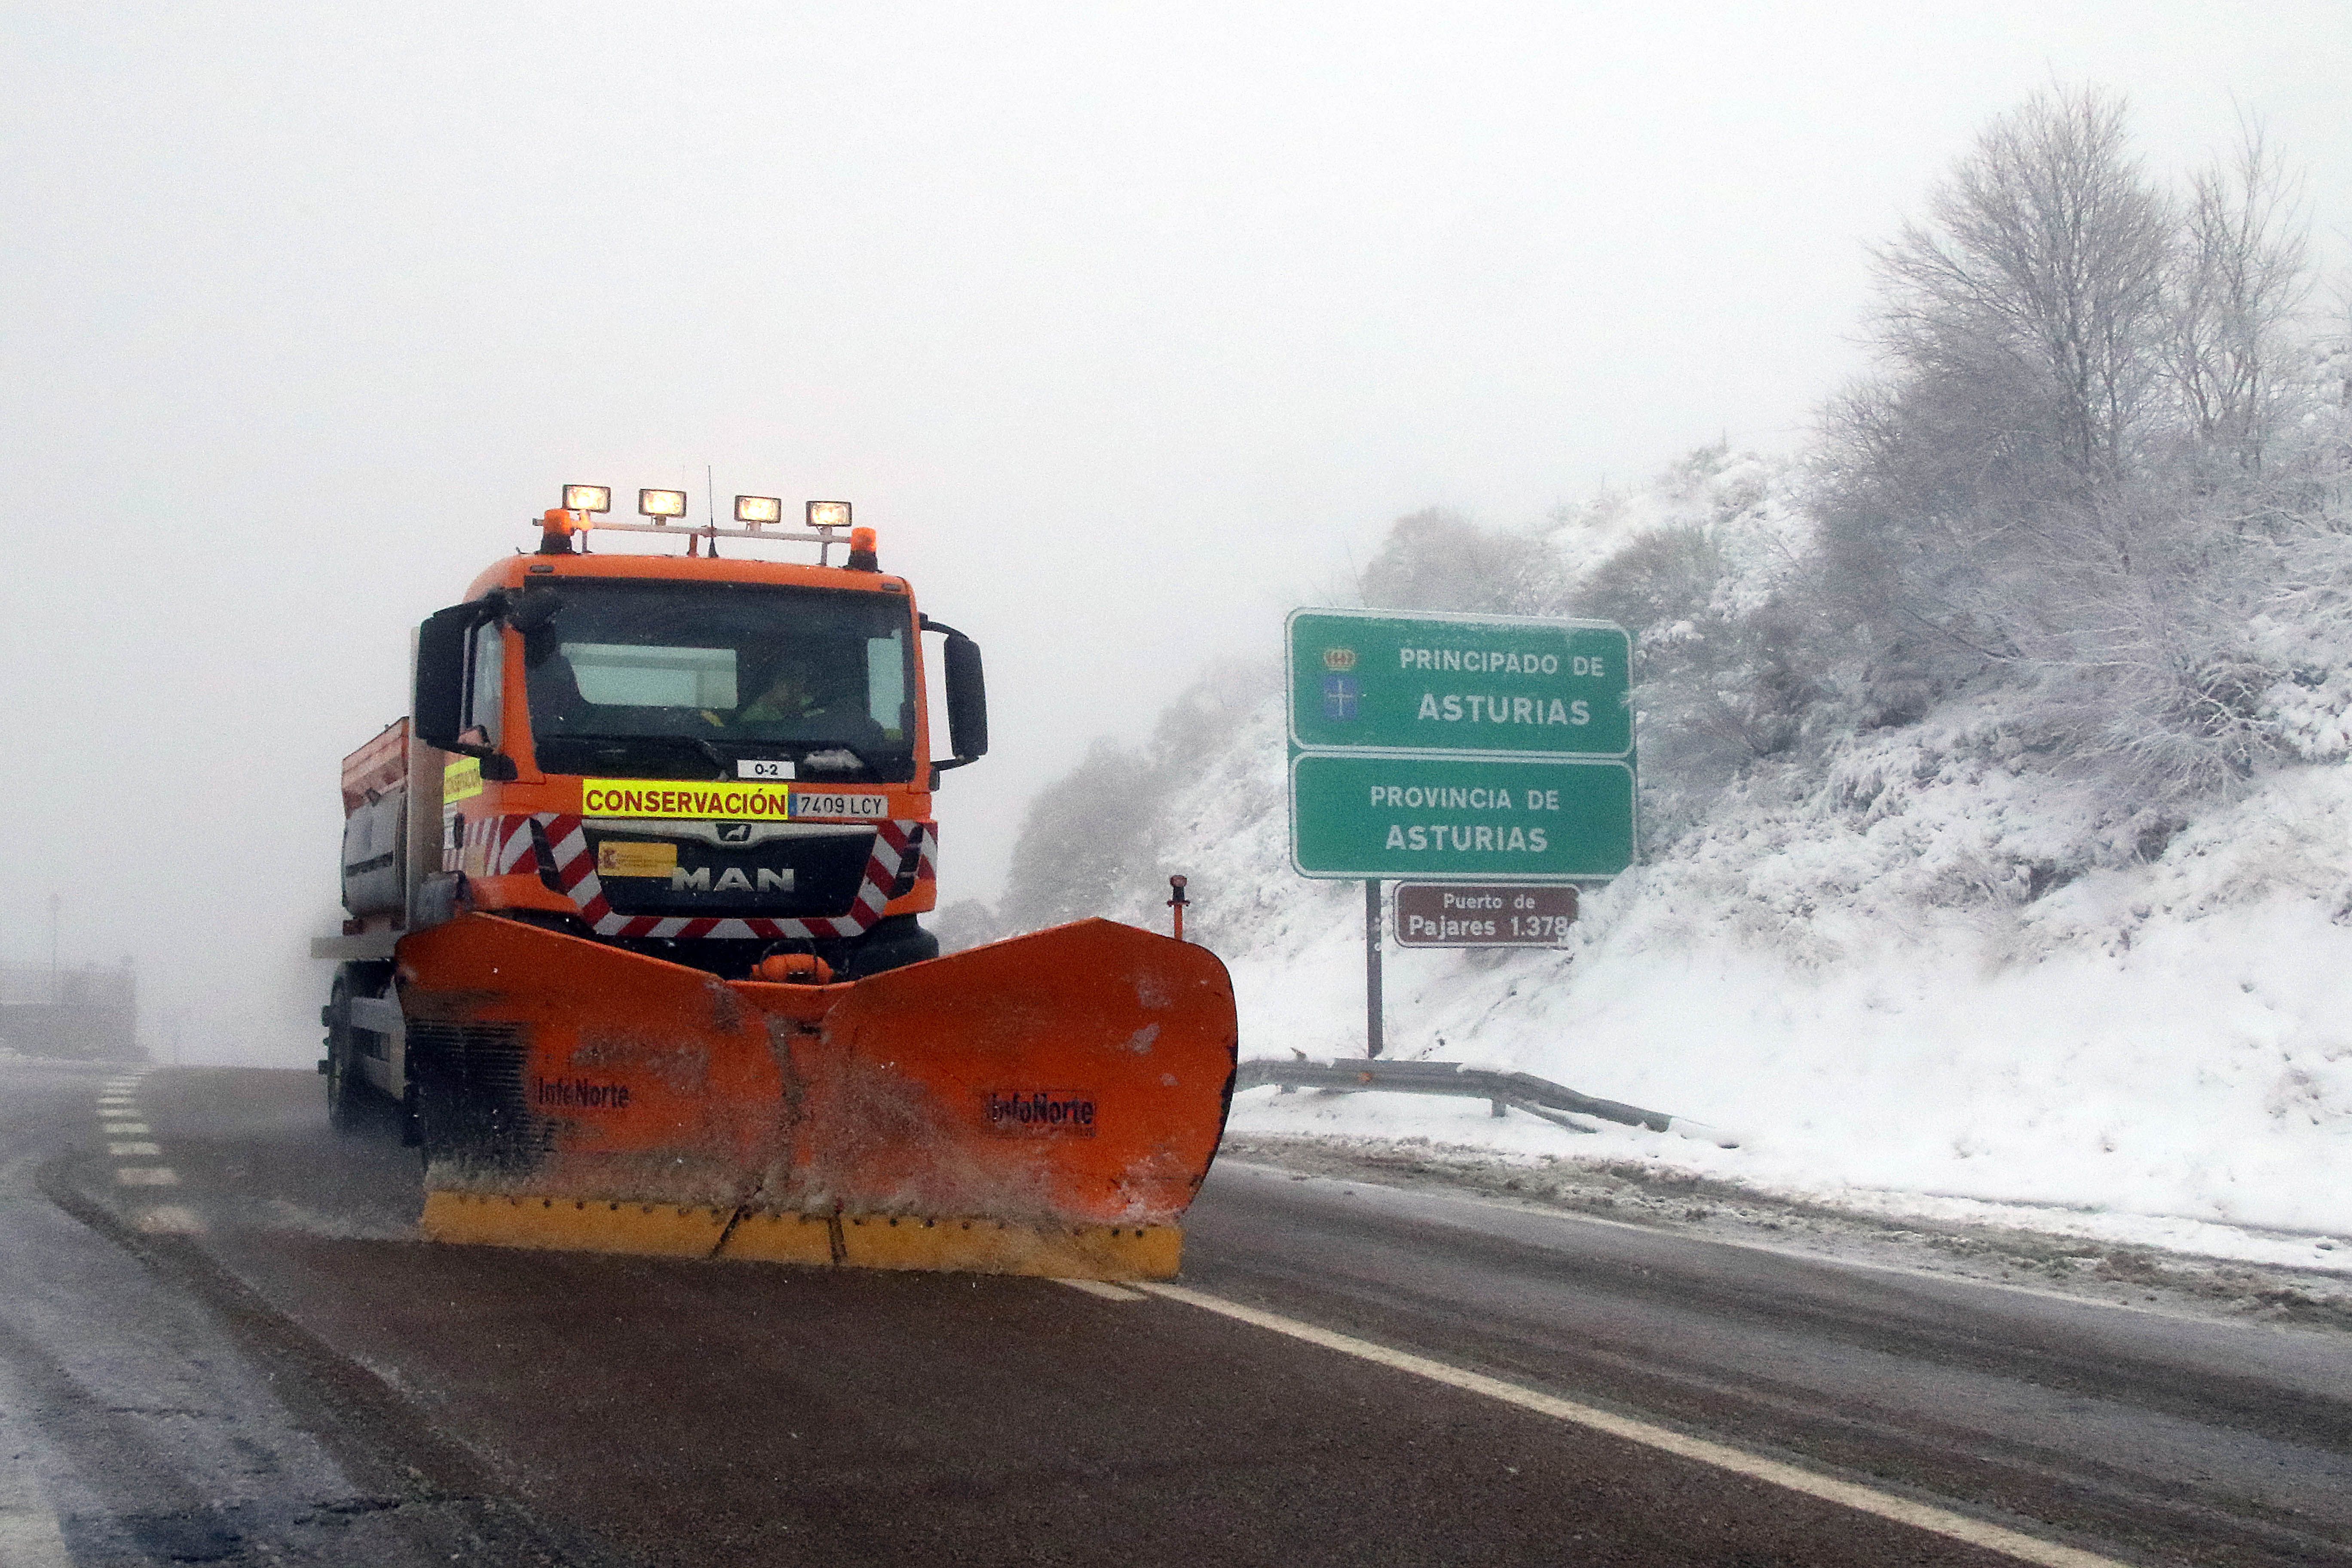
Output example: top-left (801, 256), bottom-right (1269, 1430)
top-left (1811, 89), bottom-right (2182, 710)
top-left (1808, 85), bottom-right (2338, 808)
top-left (2163, 119), bottom-right (2312, 476)
top-left (1873, 86), bottom-right (2174, 495)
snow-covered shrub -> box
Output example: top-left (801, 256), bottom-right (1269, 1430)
top-left (1356, 507), bottom-right (1551, 615)
top-left (995, 659), bottom-right (1268, 937)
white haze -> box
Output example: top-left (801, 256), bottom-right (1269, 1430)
top-left (0, 2), bottom-right (2345, 1063)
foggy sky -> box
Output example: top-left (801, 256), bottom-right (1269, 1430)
top-left (3, 2), bottom-right (2346, 1063)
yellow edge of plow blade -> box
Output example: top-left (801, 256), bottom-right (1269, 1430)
top-left (420, 1192), bottom-right (740, 1258)
top-left (420, 1191), bottom-right (1183, 1279)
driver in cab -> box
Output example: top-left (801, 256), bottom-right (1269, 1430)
top-left (712, 653), bottom-right (865, 736)
top-left (734, 658), bottom-right (830, 726)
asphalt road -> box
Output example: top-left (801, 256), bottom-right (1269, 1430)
top-left (4, 1058), bottom-right (2349, 1566)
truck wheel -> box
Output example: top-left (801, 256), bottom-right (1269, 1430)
top-left (324, 969), bottom-right (365, 1132)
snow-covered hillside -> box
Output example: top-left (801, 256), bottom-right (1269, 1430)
top-left (1214, 694), bottom-right (2352, 1250)
top-left (971, 447), bottom-right (2352, 1262)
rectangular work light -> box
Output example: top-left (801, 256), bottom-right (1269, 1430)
top-left (562, 484), bottom-right (612, 514)
top-left (639, 488), bottom-right (689, 520)
top-left (734, 494), bottom-right (783, 526)
top-left (806, 500), bottom-right (852, 530)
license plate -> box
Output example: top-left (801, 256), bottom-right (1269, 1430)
top-left (789, 791), bottom-right (888, 820)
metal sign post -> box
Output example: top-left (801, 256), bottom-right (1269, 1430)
top-left (1285, 606), bottom-right (1636, 1058)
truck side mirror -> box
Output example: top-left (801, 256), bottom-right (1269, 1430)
top-left (414, 603), bottom-right (518, 780)
top-left (943, 633), bottom-right (988, 763)
top-left (413, 604), bottom-right (475, 753)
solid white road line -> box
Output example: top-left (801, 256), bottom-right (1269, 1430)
top-left (0, 1447), bottom-right (72, 1568)
top-left (0, 1500), bottom-right (73, 1567)
top-left (1139, 1282), bottom-right (2128, 1568)
top-left (1054, 1279), bottom-right (1146, 1302)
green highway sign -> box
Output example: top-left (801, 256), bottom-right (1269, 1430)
top-left (1287, 607), bottom-right (1632, 758)
top-left (1289, 753), bottom-right (1635, 881)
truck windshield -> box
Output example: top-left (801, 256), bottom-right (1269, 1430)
top-left (521, 581), bottom-right (917, 783)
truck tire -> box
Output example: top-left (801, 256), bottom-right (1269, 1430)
top-left (324, 968), bottom-right (365, 1132)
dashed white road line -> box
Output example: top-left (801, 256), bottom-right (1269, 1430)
top-left (92, 1083), bottom-right (200, 1237)
top-left (135, 1206), bottom-right (205, 1236)
top-left (1139, 1281), bottom-right (2129, 1568)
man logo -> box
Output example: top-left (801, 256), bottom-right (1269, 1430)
top-left (716, 822), bottom-right (753, 844)
top-left (1322, 647), bottom-right (1357, 671)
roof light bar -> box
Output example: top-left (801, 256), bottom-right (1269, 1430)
top-left (540, 484), bottom-right (863, 556)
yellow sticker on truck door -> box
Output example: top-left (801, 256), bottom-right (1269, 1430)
top-left (444, 756), bottom-right (484, 802)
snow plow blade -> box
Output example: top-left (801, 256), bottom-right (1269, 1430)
top-left (397, 913), bottom-right (1238, 1279)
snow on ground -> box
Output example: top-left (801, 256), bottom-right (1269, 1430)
top-left (1205, 726), bottom-right (2352, 1253)
top-left (1202, 738), bottom-right (2352, 1260)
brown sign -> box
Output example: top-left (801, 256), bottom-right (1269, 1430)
top-left (1393, 883), bottom-right (1578, 947)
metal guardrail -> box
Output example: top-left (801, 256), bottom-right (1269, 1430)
top-left (1234, 1058), bottom-right (1738, 1147)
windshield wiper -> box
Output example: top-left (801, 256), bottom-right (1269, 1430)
top-left (548, 735), bottom-right (732, 780)
top-left (795, 744), bottom-right (879, 779)
top-left (548, 733), bottom-right (905, 784)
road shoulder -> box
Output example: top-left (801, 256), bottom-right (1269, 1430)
top-left (1216, 1133), bottom-right (2352, 1332)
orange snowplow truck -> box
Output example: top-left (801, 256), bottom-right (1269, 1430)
top-left (315, 490), bottom-right (1237, 1278)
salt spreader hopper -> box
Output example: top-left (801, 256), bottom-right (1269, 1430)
top-left (314, 488), bottom-right (1237, 1278)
